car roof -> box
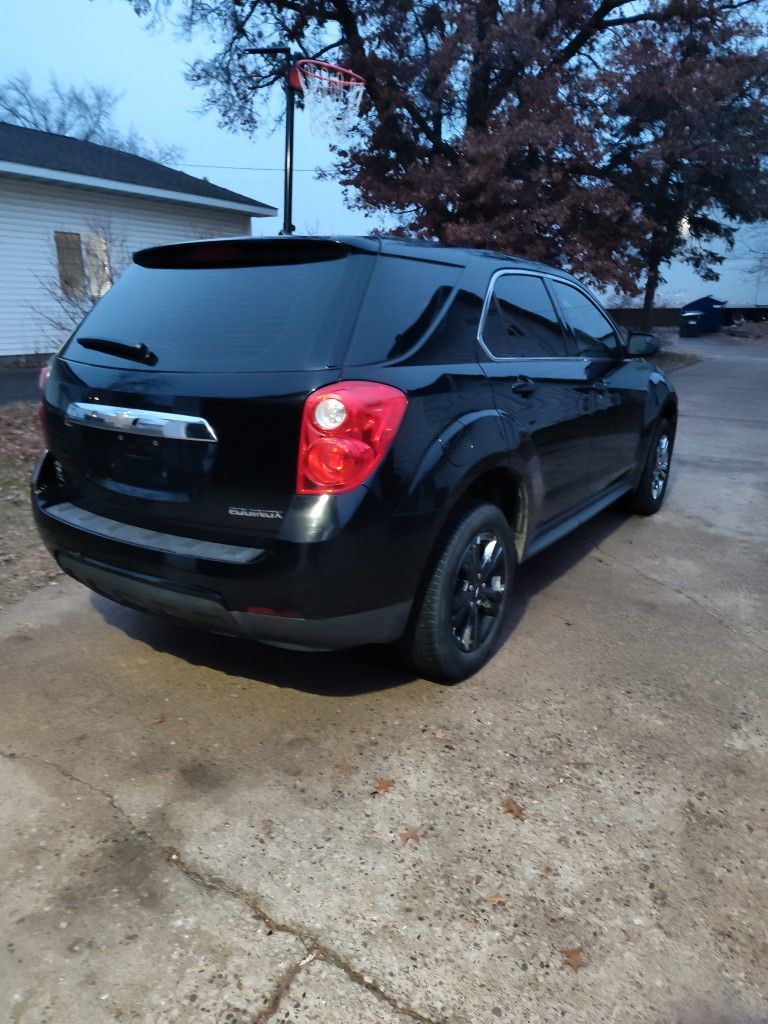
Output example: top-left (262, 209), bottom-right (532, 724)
top-left (340, 235), bottom-right (576, 279)
top-left (133, 233), bottom-right (581, 284)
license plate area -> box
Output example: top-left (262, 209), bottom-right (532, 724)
top-left (82, 430), bottom-right (214, 495)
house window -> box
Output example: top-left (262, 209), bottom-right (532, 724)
top-left (54, 232), bottom-right (85, 298)
top-left (54, 231), bottom-right (113, 300)
top-left (84, 233), bottom-right (112, 298)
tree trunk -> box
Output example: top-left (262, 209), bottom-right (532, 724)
top-left (640, 264), bottom-right (660, 332)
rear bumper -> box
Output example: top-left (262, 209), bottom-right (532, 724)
top-left (31, 450), bottom-right (423, 650)
top-left (57, 552), bottom-right (410, 650)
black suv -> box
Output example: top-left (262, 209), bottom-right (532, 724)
top-left (32, 236), bottom-right (676, 681)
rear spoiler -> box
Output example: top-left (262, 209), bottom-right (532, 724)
top-left (133, 236), bottom-right (381, 269)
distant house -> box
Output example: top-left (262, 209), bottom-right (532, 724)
top-left (0, 122), bottom-right (276, 359)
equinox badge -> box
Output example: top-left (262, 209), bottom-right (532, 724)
top-left (228, 507), bottom-right (283, 520)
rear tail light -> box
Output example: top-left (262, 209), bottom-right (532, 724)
top-left (38, 361), bottom-right (52, 443)
top-left (297, 382), bottom-right (407, 495)
top-left (38, 363), bottom-right (51, 393)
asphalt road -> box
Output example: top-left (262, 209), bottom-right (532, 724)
top-left (1, 338), bottom-right (766, 1024)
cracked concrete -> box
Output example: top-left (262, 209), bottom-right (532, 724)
top-left (0, 751), bottom-right (436, 1024)
top-left (1, 336), bottom-right (767, 1024)
top-left (162, 850), bottom-right (440, 1023)
top-left (0, 749), bottom-right (301, 1024)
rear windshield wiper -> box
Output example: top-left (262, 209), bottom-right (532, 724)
top-left (77, 337), bottom-right (158, 366)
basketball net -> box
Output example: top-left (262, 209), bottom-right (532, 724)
top-left (291, 59), bottom-right (365, 143)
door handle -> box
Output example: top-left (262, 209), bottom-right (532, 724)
top-left (591, 378), bottom-right (608, 394)
top-left (512, 377), bottom-right (536, 396)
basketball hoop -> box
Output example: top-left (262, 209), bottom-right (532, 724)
top-left (290, 58), bottom-right (365, 142)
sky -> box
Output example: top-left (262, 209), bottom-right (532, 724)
top-left (0, 0), bottom-right (383, 236)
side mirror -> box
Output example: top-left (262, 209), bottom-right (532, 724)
top-left (627, 332), bottom-right (660, 357)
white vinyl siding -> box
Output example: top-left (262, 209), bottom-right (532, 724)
top-left (0, 176), bottom-right (255, 357)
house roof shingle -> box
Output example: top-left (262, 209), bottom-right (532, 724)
top-left (0, 121), bottom-right (275, 216)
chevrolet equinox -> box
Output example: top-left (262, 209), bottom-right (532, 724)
top-left (32, 236), bottom-right (677, 681)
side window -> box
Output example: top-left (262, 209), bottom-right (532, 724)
top-left (482, 273), bottom-right (568, 358)
top-left (415, 289), bottom-right (484, 365)
top-left (346, 256), bottom-right (462, 364)
top-left (551, 281), bottom-right (620, 357)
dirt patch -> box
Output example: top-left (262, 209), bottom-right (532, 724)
top-left (724, 320), bottom-right (768, 344)
top-left (0, 401), bottom-right (62, 608)
top-left (654, 349), bottom-right (701, 374)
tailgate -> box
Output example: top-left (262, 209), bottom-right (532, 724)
top-left (43, 360), bottom-right (339, 543)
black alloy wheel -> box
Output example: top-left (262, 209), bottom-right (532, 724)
top-left (402, 502), bottom-right (515, 683)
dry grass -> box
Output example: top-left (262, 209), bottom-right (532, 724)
top-left (0, 401), bottom-right (63, 607)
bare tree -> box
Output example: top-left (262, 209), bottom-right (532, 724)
top-left (0, 73), bottom-right (182, 165)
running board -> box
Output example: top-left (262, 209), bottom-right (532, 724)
top-left (523, 483), bottom-right (631, 561)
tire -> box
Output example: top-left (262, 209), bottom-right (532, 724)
top-left (627, 418), bottom-right (674, 516)
top-left (400, 502), bottom-right (515, 683)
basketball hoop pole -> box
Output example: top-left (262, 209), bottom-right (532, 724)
top-left (246, 46), bottom-right (296, 235)
top-left (246, 49), bottom-right (364, 235)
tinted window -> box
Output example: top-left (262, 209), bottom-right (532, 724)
top-left (64, 254), bottom-right (373, 372)
top-left (482, 274), bottom-right (567, 358)
top-left (345, 256), bottom-right (462, 364)
top-left (550, 281), bottom-right (620, 357)
top-left (413, 289), bottom-right (484, 365)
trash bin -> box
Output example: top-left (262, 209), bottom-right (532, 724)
top-left (679, 310), bottom-right (704, 337)
top-left (679, 296), bottom-right (726, 337)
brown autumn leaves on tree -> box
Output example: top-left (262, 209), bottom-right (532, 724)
top-left (125, 1), bottom-right (768, 316)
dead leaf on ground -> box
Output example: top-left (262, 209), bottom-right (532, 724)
top-left (152, 714), bottom-right (167, 726)
top-left (372, 778), bottom-right (395, 796)
top-left (560, 946), bottom-right (585, 971)
top-left (398, 826), bottom-right (419, 845)
top-left (502, 797), bottom-right (524, 819)
top-left (484, 892), bottom-right (507, 906)
top-left (335, 760), bottom-right (358, 777)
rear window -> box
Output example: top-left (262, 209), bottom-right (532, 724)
top-left (64, 253), bottom-right (373, 372)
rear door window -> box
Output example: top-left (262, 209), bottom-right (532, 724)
top-left (64, 253), bottom-right (373, 372)
top-left (481, 273), bottom-right (568, 358)
top-left (549, 281), bottom-right (621, 357)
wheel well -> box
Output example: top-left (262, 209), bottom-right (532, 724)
top-left (463, 468), bottom-right (528, 560)
top-left (661, 398), bottom-right (678, 432)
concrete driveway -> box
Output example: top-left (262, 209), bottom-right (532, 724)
top-left (1, 338), bottom-right (766, 1024)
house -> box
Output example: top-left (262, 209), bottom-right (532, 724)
top-left (0, 121), bottom-right (276, 360)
